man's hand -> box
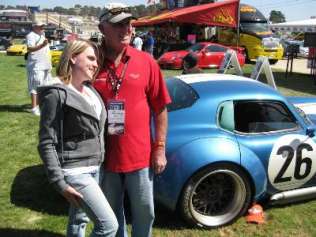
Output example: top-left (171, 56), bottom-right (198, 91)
top-left (151, 147), bottom-right (167, 174)
top-left (42, 38), bottom-right (48, 46)
top-left (151, 107), bottom-right (168, 174)
top-left (27, 38), bottom-right (49, 53)
top-left (62, 186), bottom-right (83, 207)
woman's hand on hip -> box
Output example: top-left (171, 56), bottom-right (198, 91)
top-left (62, 186), bottom-right (83, 207)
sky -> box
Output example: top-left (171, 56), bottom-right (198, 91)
top-left (2, 0), bottom-right (316, 22)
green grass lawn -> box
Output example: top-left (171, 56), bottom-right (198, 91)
top-left (1, 54), bottom-right (316, 237)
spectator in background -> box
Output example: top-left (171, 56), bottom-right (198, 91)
top-left (182, 52), bottom-right (203, 74)
top-left (144, 31), bottom-right (155, 56)
top-left (132, 32), bottom-right (143, 51)
top-left (26, 21), bottom-right (52, 116)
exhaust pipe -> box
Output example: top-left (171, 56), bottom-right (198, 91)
top-left (270, 186), bottom-right (316, 204)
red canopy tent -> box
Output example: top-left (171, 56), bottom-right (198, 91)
top-left (132, 0), bottom-right (240, 28)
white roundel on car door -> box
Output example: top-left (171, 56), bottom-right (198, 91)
top-left (268, 134), bottom-right (316, 190)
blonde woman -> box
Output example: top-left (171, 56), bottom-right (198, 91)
top-left (38, 39), bottom-right (118, 237)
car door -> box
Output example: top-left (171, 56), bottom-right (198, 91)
top-left (232, 100), bottom-right (316, 194)
top-left (202, 45), bottom-right (227, 68)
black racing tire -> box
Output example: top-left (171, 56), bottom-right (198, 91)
top-left (179, 163), bottom-right (252, 228)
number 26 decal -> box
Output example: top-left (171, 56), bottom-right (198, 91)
top-left (268, 135), bottom-right (316, 190)
top-left (274, 143), bottom-right (313, 183)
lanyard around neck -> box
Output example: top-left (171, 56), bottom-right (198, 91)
top-left (108, 60), bottom-right (129, 98)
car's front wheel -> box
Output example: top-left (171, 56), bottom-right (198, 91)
top-left (179, 163), bottom-right (252, 228)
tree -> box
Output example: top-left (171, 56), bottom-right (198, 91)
top-left (53, 6), bottom-right (67, 14)
top-left (269, 10), bottom-right (286, 23)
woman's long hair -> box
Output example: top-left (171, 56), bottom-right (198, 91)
top-left (56, 39), bottom-right (98, 84)
top-left (95, 36), bottom-right (107, 76)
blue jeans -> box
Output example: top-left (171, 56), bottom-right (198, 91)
top-left (65, 169), bottom-right (118, 237)
top-left (102, 168), bottom-right (154, 237)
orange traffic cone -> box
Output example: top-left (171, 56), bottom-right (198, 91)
top-left (245, 203), bottom-right (265, 224)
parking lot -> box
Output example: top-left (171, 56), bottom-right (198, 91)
top-left (271, 58), bottom-right (311, 74)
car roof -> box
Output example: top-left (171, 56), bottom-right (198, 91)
top-left (172, 73), bottom-right (283, 102)
top-left (193, 42), bottom-right (226, 47)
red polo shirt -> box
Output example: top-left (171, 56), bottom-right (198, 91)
top-left (94, 46), bottom-right (171, 172)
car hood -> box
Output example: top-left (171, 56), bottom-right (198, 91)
top-left (7, 44), bottom-right (26, 51)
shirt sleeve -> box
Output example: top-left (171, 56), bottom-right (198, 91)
top-left (26, 33), bottom-right (43, 47)
top-left (146, 57), bottom-right (171, 114)
top-left (26, 33), bottom-right (36, 47)
top-left (38, 88), bottom-right (68, 193)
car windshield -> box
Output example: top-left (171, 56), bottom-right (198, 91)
top-left (294, 105), bottom-right (314, 126)
top-left (50, 45), bottom-right (64, 50)
top-left (187, 43), bottom-right (204, 53)
top-left (205, 45), bottom-right (227, 53)
top-left (165, 77), bottom-right (199, 112)
top-left (241, 22), bottom-right (270, 34)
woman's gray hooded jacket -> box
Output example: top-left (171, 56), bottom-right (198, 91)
top-left (37, 82), bottom-right (107, 193)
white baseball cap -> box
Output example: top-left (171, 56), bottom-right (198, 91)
top-left (99, 5), bottom-right (136, 24)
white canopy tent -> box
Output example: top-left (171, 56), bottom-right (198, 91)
top-left (270, 18), bottom-right (316, 33)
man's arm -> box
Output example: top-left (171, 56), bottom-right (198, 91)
top-left (151, 107), bottom-right (168, 174)
top-left (27, 38), bottom-right (48, 53)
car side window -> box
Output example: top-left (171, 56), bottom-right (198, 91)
top-left (165, 78), bottom-right (199, 112)
top-left (187, 43), bottom-right (204, 52)
top-left (218, 101), bottom-right (235, 132)
top-left (234, 101), bottom-right (298, 133)
top-left (205, 45), bottom-right (227, 53)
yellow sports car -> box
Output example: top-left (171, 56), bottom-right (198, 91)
top-left (50, 50), bottom-right (62, 67)
top-left (50, 45), bottom-right (64, 67)
top-left (6, 44), bottom-right (27, 56)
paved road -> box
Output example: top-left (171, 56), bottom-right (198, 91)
top-left (271, 58), bottom-right (311, 74)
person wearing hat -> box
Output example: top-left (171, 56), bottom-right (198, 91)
top-left (182, 52), bottom-right (203, 74)
top-left (94, 5), bottom-right (171, 237)
top-left (26, 21), bottom-right (52, 116)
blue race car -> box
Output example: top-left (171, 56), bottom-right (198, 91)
top-left (157, 73), bottom-right (316, 228)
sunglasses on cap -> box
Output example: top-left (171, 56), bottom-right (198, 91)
top-left (99, 7), bottom-right (131, 20)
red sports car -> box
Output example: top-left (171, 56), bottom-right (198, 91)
top-left (157, 42), bottom-right (246, 69)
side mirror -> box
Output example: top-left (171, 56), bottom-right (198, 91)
top-left (306, 126), bottom-right (316, 137)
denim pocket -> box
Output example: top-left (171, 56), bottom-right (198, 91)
top-left (65, 173), bottom-right (93, 191)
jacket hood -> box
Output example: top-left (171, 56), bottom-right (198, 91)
top-left (37, 77), bottom-right (64, 94)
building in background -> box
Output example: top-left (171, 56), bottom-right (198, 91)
top-left (0, 9), bottom-right (32, 38)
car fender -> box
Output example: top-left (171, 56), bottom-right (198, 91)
top-left (238, 143), bottom-right (268, 200)
top-left (155, 136), bottom-right (241, 210)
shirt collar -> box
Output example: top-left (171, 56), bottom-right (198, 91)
top-left (104, 46), bottom-right (131, 68)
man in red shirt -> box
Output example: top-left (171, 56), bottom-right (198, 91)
top-left (94, 5), bottom-right (171, 237)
